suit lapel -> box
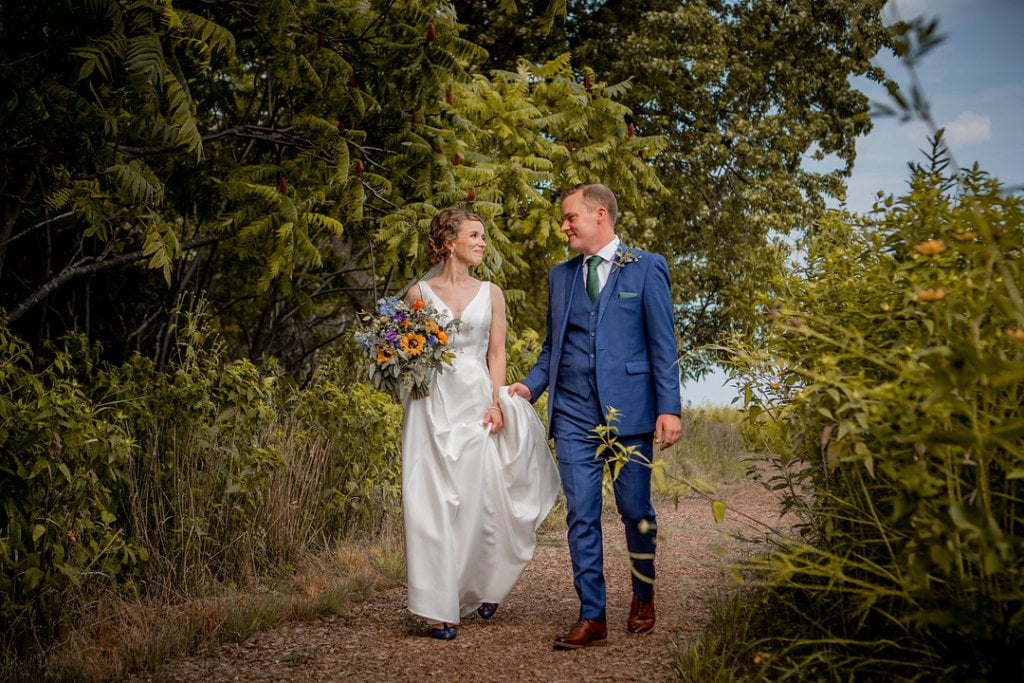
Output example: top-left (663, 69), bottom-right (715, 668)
top-left (596, 247), bottom-right (627, 327)
top-left (562, 255), bottom-right (582, 313)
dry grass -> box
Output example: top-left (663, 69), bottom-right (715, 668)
top-left (23, 535), bottom-right (405, 683)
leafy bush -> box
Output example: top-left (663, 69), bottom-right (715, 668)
top-left (1, 301), bottom-right (405, 659)
top-left (0, 328), bottom-right (143, 650)
top-left (720, 152), bottom-right (1024, 679)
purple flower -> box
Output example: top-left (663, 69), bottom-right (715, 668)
top-left (384, 330), bottom-right (399, 343)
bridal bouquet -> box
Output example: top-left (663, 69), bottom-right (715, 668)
top-left (354, 296), bottom-right (460, 400)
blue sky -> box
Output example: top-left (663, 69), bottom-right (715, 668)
top-left (682, 0), bottom-right (1024, 406)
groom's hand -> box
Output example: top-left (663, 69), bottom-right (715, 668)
top-left (654, 414), bottom-right (683, 450)
top-left (507, 382), bottom-right (532, 401)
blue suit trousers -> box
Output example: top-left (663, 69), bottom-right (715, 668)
top-left (551, 390), bottom-right (657, 623)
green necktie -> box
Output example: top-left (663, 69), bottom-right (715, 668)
top-left (586, 255), bottom-right (602, 302)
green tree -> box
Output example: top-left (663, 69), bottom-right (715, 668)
top-left (0, 0), bottom-right (661, 377)
top-left (453, 0), bottom-right (898, 378)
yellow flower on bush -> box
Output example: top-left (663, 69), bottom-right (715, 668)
top-left (1007, 328), bottom-right (1024, 343)
top-left (951, 231), bottom-right (978, 242)
top-left (916, 288), bottom-right (947, 302)
top-left (401, 332), bottom-right (427, 356)
top-left (914, 239), bottom-right (947, 256)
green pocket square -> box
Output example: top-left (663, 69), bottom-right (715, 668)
top-left (618, 291), bottom-right (638, 299)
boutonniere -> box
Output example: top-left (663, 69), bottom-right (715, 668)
top-left (611, 245), bottom-right (641, 271)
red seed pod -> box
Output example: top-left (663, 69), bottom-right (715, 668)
top-left (567, 142), bottom-right (575, 154)
top-left (427, 23), bottom-right (436, 43)
top-left (467, 187), bottom-right (476, 202)
top-left (278, 176), bottom-right (288, 194)
top-left (337, 120), bottom-right (345, 133)
top-left (584, 73), bottom-right (592, 91)
top-left (355, 160), bottom-right (363, 176)
top-left (446, 91), bottom-right (454, 106)
top-left (347, 72), bottom-right (357, 88)
top-left (317, 32), bottom-right (325, 48)
top-left (452, 152), bottom-right (461, 166)
top-left (411, 111), bottom-right (420, 124)
top-left (627, 122), bottom-right (635, 138)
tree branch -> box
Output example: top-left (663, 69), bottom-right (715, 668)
top-left (3, 233), bottom-right (225, 324)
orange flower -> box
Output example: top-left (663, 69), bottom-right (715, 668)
top-left (951, 231), bottom-right (978, 242)
top-left (376, 346), bottom-right (395, 364)
top-left (67, 530), bottom-right (78, 543)
top-left (412, 299), bottom-right (425, 311)
top-left (916, 288), bottom-right (947, 302)
top-left (400, 332), bottom-right (427, 356)
top-left (914, 239), bottom-right (947, 256)
top-left (436, 330), bottom-right (448, 345)
top-left (1007, 328), bottom-right (1024, 343)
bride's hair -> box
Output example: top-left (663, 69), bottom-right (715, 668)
top-left (427, 208), bottom-right (483, 265)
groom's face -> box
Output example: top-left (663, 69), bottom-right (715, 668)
top-left (560, 191), bottom-right (612, 256)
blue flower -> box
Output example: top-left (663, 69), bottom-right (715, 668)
top-left (376, 296), bottom-right (399, 316)
top-left (354, 331), bottom-right (373, 349)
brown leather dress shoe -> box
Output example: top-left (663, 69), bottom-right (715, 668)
top-left (627, 591), bottom-right (655, 634)
top-left (553, 619), bottom-right (608, 650)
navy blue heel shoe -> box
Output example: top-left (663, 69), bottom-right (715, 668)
top-left (477, 603), bottom-right (499, 619)
top-left (430, 623), bottom-right (457, 640)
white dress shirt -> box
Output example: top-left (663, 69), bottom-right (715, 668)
top-left (583, 237), bottom-right (621, 295)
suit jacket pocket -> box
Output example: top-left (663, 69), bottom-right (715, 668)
top-left (617, 291), bottom-right (638, 299)
top-left (625, 360), bottom-right (651, 375)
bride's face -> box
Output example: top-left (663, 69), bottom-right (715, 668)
top-left (447, 220), bottom-right (487, 267)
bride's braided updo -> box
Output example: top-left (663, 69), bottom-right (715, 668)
top-left (427, 208), bottom-right (484, 265)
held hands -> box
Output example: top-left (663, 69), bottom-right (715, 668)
top-left (654, 414), bottom-right (683, 451)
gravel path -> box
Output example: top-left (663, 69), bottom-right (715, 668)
top-left (135, 470), bottom-right (788, 682)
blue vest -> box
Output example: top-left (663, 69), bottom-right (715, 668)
top-left (557, 275), bottom-right (600, 398)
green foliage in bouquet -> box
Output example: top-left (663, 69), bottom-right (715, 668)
top-left (355, 296), bottom-right (460, 401)
top-left (716, 143), bottom-right (1024, 680)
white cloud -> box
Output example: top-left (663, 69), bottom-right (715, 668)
top-left (942, 111), bottom-right (992, 147)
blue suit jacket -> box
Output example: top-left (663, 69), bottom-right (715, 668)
top-left (523, 247), bottom-right (682, 436)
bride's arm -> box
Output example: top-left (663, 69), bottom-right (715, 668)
top-left (484, 283), bottom-right (507, 433)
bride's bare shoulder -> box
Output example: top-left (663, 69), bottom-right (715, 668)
top-left (406, 282), bottom-right (423, 303)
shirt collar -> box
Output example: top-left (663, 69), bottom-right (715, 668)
top-left (591, 236), bottom-right (620, 263)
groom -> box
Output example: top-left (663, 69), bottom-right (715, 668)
top-left (509, 183), bottom-right (682, 649)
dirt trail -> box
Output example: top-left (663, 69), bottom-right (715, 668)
top-left (134, 472), bottom-right (787, 682)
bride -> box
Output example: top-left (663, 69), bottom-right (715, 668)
top-left (401, 208), bottom-right (560, 640)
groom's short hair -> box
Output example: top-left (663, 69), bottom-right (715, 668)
top-left (565, 183), bottom-right (618, 227)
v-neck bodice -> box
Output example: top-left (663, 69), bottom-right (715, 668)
top-left (419, 280), bottom-right (491, 364)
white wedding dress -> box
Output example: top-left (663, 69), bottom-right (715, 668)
top-left (402, 280), bottom-right (560, 625)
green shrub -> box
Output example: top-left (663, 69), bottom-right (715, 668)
top-left (719, 152), bottom-right (1024, 678)
top-left (0, 328), bottom-right (143, 651)
top-left (1, 300), bottom-right (406, 661)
